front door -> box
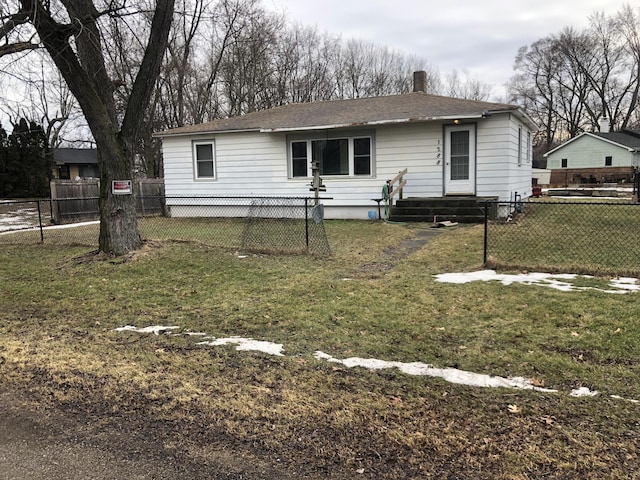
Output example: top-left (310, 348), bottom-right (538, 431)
top-left (444, 125), bottom-right (476, 195)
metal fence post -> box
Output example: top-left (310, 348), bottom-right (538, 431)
top-left (37, 200), bottom-right (44, 243)
top-left (305, 198), bottom-right (309, 250)
top-left (483, 201), bottom-right (488, 265)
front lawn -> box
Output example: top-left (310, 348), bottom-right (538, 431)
top-left (1, 221), bottom-right (638, 479)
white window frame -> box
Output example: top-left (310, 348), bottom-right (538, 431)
top-left (517, 126), bottom-right (522, 166)
top-left (287, 131), bottom-right (375, 179)
top-left (193, 140), bottom-right (216, 180)
top-left (526, 131), bottom-right (532, 163)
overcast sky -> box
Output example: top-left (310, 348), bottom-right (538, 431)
top-left (266, 0), bottom-right (628, 100)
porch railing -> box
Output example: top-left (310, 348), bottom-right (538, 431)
top-left (386, 168), bottom-right (407, 207)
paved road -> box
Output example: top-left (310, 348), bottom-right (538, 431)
top-left (0, 386), bottom-right (288, 480)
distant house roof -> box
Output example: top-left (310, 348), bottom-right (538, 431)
top-left (544, 130), bottom-right (640, 157)
top-left (592, 130), bottom-right (640, 149)
top-left (155, 92), bottom-right (537, 137)
top-left (53, 148), bottom-right (98, 165)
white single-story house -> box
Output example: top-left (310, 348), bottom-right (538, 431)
top-left (544, 127), bottom-right (640, 186)
top-left (156, 74), bottom-right (537, 219)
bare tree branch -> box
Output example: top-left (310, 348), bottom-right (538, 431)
top-left (0, 40), bottom-right (38, 56)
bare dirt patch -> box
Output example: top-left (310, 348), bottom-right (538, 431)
top-left (0, 383), bottom-right (308, 480)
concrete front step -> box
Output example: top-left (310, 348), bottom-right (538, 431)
top-left (389, 214), bottom-right (486, 223)
top-left (390, 206), bottom-right (485, 217)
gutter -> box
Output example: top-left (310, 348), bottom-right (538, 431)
top-left (259, 114), bottom-right (492, 133)
top-left (153, 127), bottom-right (262, 138)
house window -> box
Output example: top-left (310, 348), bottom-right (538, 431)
top-left (353, 138), bottom-right (371, 175)
top-left (193, 141), bottom-right (215, 179)
top-left (291, 141), bottom-right (308, 177)
top-left (313, 139), bottom-right (349, 175)
top-left (79, 164), bottom-right (99, 178)
top-left (561, 158), bottom-right (568, 168)
top-left (58, 165), bottom-right (70, 180)
top-left (605, 156), bottom-right (612, 166)
top-left (450, 130), bottom-right (470, 180)
top-left (289, 134), bottom-right (373, 178)
top-left (517, 126), bottom-right (522, 165)
top-left (527, 131), bottom-right (531, 163)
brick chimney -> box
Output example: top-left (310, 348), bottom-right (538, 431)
top-left (598, 117), bottom-right (610, 133)
top-left (413, 71), bottom-right (427, 93)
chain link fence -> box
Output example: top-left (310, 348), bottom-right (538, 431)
top-left (0, 196), bottom-right (330, 255)
top-left (484, 199), bottom-right (640, 277)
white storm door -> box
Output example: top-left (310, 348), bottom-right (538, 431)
top-left (444, 125), bottom-right (476, 195)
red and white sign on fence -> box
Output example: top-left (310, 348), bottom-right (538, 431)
top-left (111, 180), bottom-right (132, 195)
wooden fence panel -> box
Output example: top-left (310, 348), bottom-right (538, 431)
top-left (50, 179), bottom-right (166, 224)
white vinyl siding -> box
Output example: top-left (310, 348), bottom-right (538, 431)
top-left (475, 115), bottom-right (532, 200)
top-left (546, 134), bottom-right (635, 169)
top-left (161, 111), bottom-right (534, 218)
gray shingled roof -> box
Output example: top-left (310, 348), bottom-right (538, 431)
top-left (53, 148), bottom-right (98, 165)
top-left (156, 92), bottom-right (530, 137)
top-left (592, 130), bottom-right (640, 150)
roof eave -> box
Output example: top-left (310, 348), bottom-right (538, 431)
top-left (260, 114), bottom-right (494, 133)
top-left (492, 108), bottom-right (539, 131)
top-left (154, 107), bottom-right (533, 137)
top-left (153, 127), bottom-right (262, 138)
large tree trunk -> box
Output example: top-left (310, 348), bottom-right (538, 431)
top-left (97, 136), bottom-right (142, 255)
top-left (17, 0), bottom-right (174, 255)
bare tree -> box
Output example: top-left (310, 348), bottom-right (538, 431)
top-left (615, 4), bottom-right (640, 129)
top-left (0, 0), bottom-right (175, 255)
top-left (443, 69), bottom-right (493, 101)
top-left (509, 4), bottom-right (640, 154)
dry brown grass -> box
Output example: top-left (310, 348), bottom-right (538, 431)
top-left (1, 221), bottom-right (639, 479)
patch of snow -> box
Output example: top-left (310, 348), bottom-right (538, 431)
top-left (0, 207), bottom-right (40, 232)
top-left (42, 220), bottom-right (99, 230)
top-left (114, 325), bottom-right (180, 335)
top-left (114, 326), bottom-right (639, 403)
top-left (570, 387), bottom-right (598, 397)
top-left (609, 277), bottom-right (640, 292)
top-left (197, 337), bottom-right (284, 356)
top-left (434, 270), bottom-right (639, 294)
top-left (313, 352), bottom-right (557, 392)
top-left (0, 219), bottom-right (100, 235)
top-left (610, 395), bottom-right (640, 404)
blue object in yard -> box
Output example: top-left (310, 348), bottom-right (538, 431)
top-left (368, 210), bottom-right (376, 220)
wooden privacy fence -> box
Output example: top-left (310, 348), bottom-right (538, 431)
top-left (50, 179), bottom-right (165, 223)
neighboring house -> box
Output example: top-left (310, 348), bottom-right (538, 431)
top-left (53, 148), bottom-right (99, 180)
top-left (155, 73), bottom-right (536, 219)
top-left (544, 126), bottom-right (640, 186)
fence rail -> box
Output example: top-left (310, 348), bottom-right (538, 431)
top-left (484, 199), bottom-right (640, 277)
top-left (0, 196), bottom-right (330, 255)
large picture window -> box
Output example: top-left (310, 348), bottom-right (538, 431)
top-left (289, 134), bottom-right (373, 178)
top-left (193, 141), bottom-right (215, 179)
